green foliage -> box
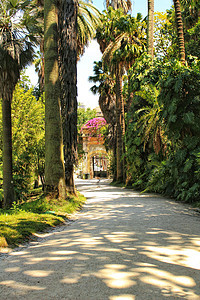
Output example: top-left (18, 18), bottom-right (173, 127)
top-left (77, 0), bottom-right (102, 58)
top-left (185, 19), bottom-right (200, 59)
top-left (159, 59), bottom-right (200, 143)
top-left (12, 81), bottom-right (45, 199)
top-left (124, 53), bottom-right (200, 203)
top-left (96, 7), bottom-right (146, 53)
top-left (157, 4), bottom-right (200, 61)
top-left (154, 12), bottom-right (173, 58)
top-left (0, 78), bottom-right (45, 201)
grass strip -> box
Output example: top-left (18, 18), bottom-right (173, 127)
top-left (0, 192), bottom-right (86, 248)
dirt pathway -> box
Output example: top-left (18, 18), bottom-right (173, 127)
top-left (0, 179), bottom-right (200, 299)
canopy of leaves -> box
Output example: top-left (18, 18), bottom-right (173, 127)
top-left (96, 7), bottom-right (145, 53)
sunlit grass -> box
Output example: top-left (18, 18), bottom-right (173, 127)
top-left (0, 191), bottom-right (86, 248)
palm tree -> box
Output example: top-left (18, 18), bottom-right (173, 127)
top-left (101, 12), bottom-right (145, 182)
top-left (44, 0), bottom-right (66, 198)
top-left (58, 0), bottom-right (78, 194)
top-left (147, 0), bottom-right (154, 58)
top-left (89, 61), bottom-right (116, 128)
top-left (37, 0), bottom-right (101, 194)
top-left (58, 0), bottom-right (101, 193)
top-left (106, 0), bottom-right (132, 14)
top-left (0, 0), bottom-right (37, 208)
top-left (34, 0), bottom-right (101, 96)
top-left (89, 61), bottom-right (117, 180)
top-left (173, 0), bottom-right (186, 64)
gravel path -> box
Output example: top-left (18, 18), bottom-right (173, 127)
top-left (0, 179), bottom-right (200, 299)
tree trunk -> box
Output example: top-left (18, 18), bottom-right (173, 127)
top-left (147, 0), bottom-right (154, 58)
top-left (173, 0), bottom-right (186, 64)
top-left (112, 127), bottom-right (117, 182)
top-left (58, 0), bottom-right (78, 194)
top-left (115, 65), bottom-right (125, 182)
top-left (2, 91), bottom-right (15, 208)
top-left (44, 0), bottom-right (66, 198)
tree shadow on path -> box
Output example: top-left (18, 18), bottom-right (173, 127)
top-left (0, 179), bottom-right (200, 299)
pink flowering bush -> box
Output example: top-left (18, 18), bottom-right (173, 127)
top-left (81, 117), bottom-right (107, 138)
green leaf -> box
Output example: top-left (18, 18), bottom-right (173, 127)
top-left (183, 159), bottom-right (193, 172)
top-left (168, 115), bottom-right (177, 123)
top-left (183, 112), bottom-right (195, 125)
top-left (9, 0), bottom-right (18, 7)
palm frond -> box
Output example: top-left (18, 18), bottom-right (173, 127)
top-left (106, 0), bottom-right (132, 14)
top-left (77, 0), bottom-right (102, 57)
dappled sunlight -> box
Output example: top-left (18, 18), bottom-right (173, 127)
top-left (0, 179), bottom-right (200, 299)
top-left (0, 280), bottom-right (45, 291)
top-left (23, 270), bottom-right (53, 278)
top-left (105, 232), bottom-right (136, 243)
top-left (5, 267), bottom-right (20, 272)
top-left (191, 237), bottom-right (200, 247)
top-left (96, 264), bottom-right (138, 288)
top-left (142, 246), bottom-right (200, 270)
top-left (138, 266), bottom-right (197, 299)
top-left (110, 295), bottom-right (135, 300)
top-left (49, 250), bottom-right (78, 255)
top-left (75, 237), bottom-right (104, 247)
top-left (138, 268), bottom-right (195, 287)
top-left (61, 276), bottom-right (80, 284)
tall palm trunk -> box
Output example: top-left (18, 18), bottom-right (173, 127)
top-left (58, 0), bottom-right (78, 194)
top-left (2, 87), bottom-right (15, 208)
top-left (147, 0), bottom-right (154, 58)
top-left (115, 65), bottom-right (125, 182)
top-left (44, 0), bottom-right (66, 198)
top-left (173, 0), bottom-right (186, 64)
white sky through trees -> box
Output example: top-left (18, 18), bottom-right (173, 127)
top-left (25, 0), bottom-right (172, 108)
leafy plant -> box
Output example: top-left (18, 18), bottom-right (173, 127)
top-left (0, 77), bottom-right (45, 201)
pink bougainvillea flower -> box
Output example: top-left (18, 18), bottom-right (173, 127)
top-left (81, 117), bottom-right (107, 131)
top-left (81, 117), bottom-right (107, 139)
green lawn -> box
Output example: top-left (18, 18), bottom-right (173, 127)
top-left (0, 191), bottom-right (86, 248)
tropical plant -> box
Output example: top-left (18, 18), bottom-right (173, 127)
top-left (100, 9), bottom-right (146, 182)
top-left (124, 51), bottom-right (200, 203)
top-left (33, 0), bottom-right (101, 96)
top-left (0, 0), bottom-right (38, 207)
top-left (125, 54), bottom-right (163, 187)
top-left (0, 78), bottom-right (45, 201)
top-left (180, 0), bottom-right (200, 29)
top-left (181, 0), bottom-right (200, 59)
top-left (38, 0), bottom-right (101, 194)
top-left (89, 61), bottom-right (117, 180)
top-left (81, 117), bottom-right (107, 138)
top-left (106, 0), bottom-right (132, 14)
top-left (89, 61), bottom-right (116, 127)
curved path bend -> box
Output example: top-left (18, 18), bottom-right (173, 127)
top-left (0, 179), bottom-right (200, 299)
